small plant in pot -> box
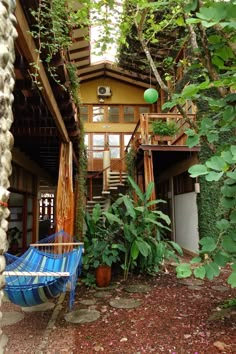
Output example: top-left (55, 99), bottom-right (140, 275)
top-left (83, 204), bottom-right (123, 287)
top-left (152, 120), bottom-right (178, 144)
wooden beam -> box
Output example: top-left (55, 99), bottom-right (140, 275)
top-left (30, 242), bottom-right (84, 247)
top-left (15, 0), bottom-right (69, 143)
top-left (141, 145), bottom-right (200, 152)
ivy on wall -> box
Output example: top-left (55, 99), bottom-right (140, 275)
top-left (197, 142), bottom-right (221, 240)
top-left (75, 119), bottom-right (87, 239)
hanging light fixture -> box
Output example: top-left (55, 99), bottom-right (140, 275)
top-left (144, 88), bottom-right (159, 103)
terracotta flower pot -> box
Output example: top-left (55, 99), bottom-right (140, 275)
top-left (95, 265), bottom-right (111, 287)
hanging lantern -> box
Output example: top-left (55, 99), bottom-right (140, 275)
top-left (144, 88), bottom-right (159, 104)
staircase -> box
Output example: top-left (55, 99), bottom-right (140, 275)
top-left (86, 171), bottom-right (128, 214)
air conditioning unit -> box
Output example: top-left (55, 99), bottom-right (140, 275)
top-left (97, 86), bottom-right (112, 97)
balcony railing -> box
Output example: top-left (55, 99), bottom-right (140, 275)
top-left (126, 106), bottom-right (196, 151)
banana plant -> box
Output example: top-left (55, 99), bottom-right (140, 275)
top-left (104, 176), bottom-right (183, 280)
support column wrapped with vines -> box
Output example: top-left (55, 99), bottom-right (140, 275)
top-left (0, 0), bottom-right (17, 347)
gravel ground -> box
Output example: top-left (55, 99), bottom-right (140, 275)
top-left (2, 266), bottom-right (236, 354)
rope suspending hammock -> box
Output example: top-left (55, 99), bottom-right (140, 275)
top-left (3, 230), bottom-right (83, 309)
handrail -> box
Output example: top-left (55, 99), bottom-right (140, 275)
top-left (125, 120), bottom-right (141, 153)
top-left (87, 153), bottom-right (127, 181)
top-left (87, 152), bottom-right (128, 201)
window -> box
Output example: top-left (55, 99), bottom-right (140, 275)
top-left (108, 106), bottom-right (119, 122)
top-left (93, 106), bottom-right (104, 122)
top-left (93, 134), bottom-right (105, 158)
top-left (124, 106), bottom-right (134, 122)
top-left (124, 134), bottom-right (132, 147)
top-left (80, 105), bottom-right (88, 122)
top-left (108, 134), bottom-right (120, 158)
top-left (84, 134), bottom-right (88, 149)
top-left (139, 106), bottom-right (150, 114)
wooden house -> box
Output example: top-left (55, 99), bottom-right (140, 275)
top-left (7, 1), bottom-right (201, 255)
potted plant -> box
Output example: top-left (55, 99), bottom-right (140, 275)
top-left (151, 120), bottom-right (178, 144)
top-left (83, 204), bottom-right (122, 287)
top-left (7, 227), bottom-right (22, 254)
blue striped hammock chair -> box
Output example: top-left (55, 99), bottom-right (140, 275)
top-left (4, 230), bottom-right (83, 309)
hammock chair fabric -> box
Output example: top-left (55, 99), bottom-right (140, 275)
top-left (4, 231), bottom-right (83, 309)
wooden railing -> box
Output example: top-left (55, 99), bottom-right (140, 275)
top-left (87, 149), bottom-right (127, 201)
top-left (126, 104), bottom-right (196, 151)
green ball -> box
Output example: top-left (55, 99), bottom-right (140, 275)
top-left (144, 88), bottom-right (159, 103)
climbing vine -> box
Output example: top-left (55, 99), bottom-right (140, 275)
top-left (75, 119), bottom-right (87, 240)
top-left (30, 0), bottom-right (79, 92)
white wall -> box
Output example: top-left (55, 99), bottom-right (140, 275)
top-left (174, 192), bottom-right (199, 254)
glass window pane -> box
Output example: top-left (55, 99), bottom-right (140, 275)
top-left (93, 150), bottom-right (104, 158)
top-left (108, 106), bottom-right (119, 122)
top-left (108, 134), bottom-right (120, 146)
top-left (139, 106), bottom-right (149, 114)
top-left (110, 148), bottom-right (120, 158)
top-left (124, 134), bottom-right (132, 146)
top-left (80, 105), bottom-right (88, 122)
top-left (84, 134), bottom-right (88, 148)
top-left (93, 134), bottom-right (104, 146)
top-left (124, 106), bottom-right (134, 122)
top-left (93, 106), bottom-right (104, 122)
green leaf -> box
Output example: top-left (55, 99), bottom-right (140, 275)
top-left (227, 272), bottom-right (236, 288)
top-left (194, 266), bottom-right (206, 279)
top-left (168, 241), bottom-right (183, 256)
top-left (188, 164), bottom-right (208, 177)
top-left (176, 263), bottom-right (192, 278)
top-left (162, 101), bottom-right (176, 110)
top-left (176, 16), bottom-right (185, 26)
top-left (103, 212), bottom-right (123, 225)
top-left (214, 251), bottom-right (229, 267)
top-left (123, 195), bottom-right (136, 218)
top-left (221, 197), bottom-right (236, 209)
top-left (199, 237), bottom-right (216, 253)
top-left (205, 171), bottom-right (224, 182)
top-left (207, 131), bottom-right (219, 143)
top-left (222, 235), bottom-right (236, 253)
top-left (230, 210), bottom-right (236, 223)
top-left (230, 145), bottom-right (236, 160)
top-left (212, 55), bottom-right (224, 68)
top-left (190, 256), bottom-right (201, 264)
top-left (198, 79), bottom-right (210, 90)
top-left (226, 171), bottom-right (236, 180)
top-left (153, 210), bottom-right (171, 225)
top-left (217, 46), bottom-right (234, 61)
top-left (221, 185), bottom-right (236, 197)
top-left (131, 241), bottom-right (139, 260)
top-left (127, 176), bottom-right (144, 201)
top-left (204, 262), bottom-right (220, 280)
top-left (184, 0), bottom-right (198, 13)
top-left (186, 134), bottom-right (200, 148)
top-left (206, 156), bottom-right (228, 171)
top-left (216, 219), bottom-right (230, 231)
top-left (221, 151), bottom-right (234, 164)
top-left (145, 181), bottom-right (155, 201)
top-left (136, 239), bottom-right (150, 257)
top-left (182, 84), bottom-right (199, 98)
